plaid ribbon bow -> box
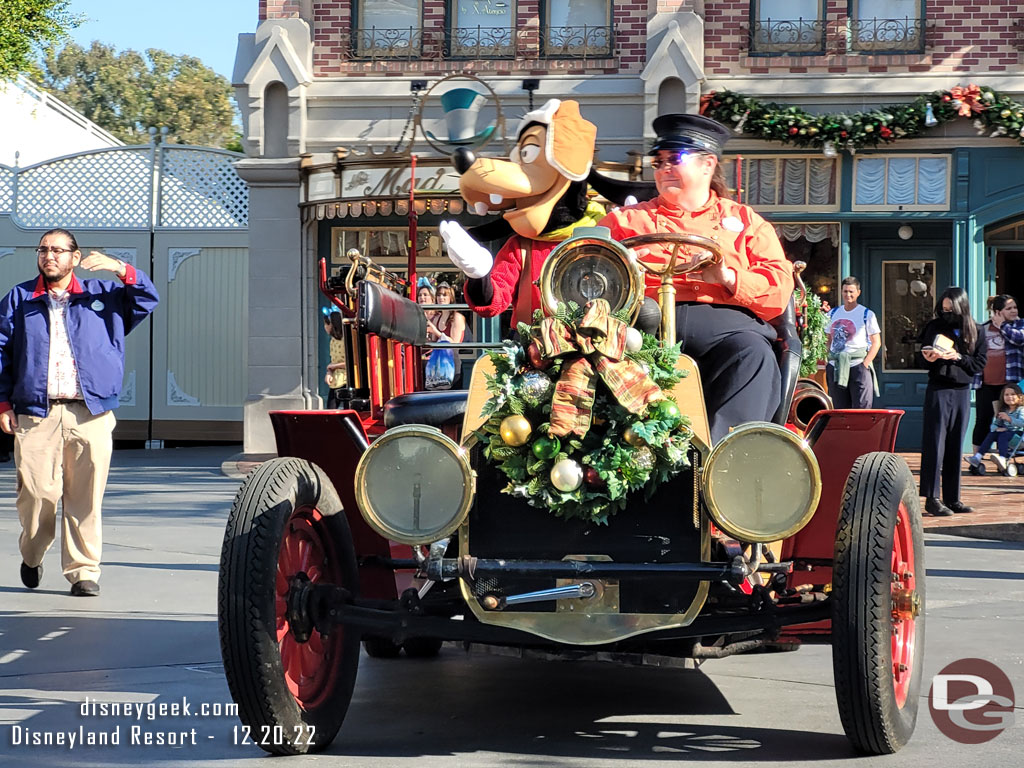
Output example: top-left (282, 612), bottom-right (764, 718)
top-left (536, 299), bottom-right (664, 438)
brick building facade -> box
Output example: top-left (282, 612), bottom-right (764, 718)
top-left (234, 1), bottom-right (1024, 451)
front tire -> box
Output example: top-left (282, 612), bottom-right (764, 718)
top-left (832, 452), bottom-right (925, 755)
top-left (219, 458), bottom-right (360, 755)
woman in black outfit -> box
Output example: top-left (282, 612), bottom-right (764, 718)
top-left (919, 287), bottom-right (987, 516)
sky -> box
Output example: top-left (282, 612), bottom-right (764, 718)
top-left (67, 0), bottom-right (258, 79)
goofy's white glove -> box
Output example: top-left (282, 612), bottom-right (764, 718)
top-left (439, 220), bottom-right (493, 279)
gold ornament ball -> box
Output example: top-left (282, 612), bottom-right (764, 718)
top-left (500, 415), bottom-right (533, 446)
top-left (623, 425), bottom-right (647, 446)
top-left (550, 458), bottom-right (584, 492)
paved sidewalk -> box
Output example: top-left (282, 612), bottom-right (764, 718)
top-left (901, 452), bottom-right (1024, 541)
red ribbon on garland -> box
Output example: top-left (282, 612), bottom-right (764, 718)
top-left (535, 300), bottom-right (664, 438)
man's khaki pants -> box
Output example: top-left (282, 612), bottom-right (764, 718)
top-left (15, 402), bottom-right (115, 584)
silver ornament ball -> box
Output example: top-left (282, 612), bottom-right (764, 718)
top-left (519, 370), bottom-right (553, 406)
top-left (634, 446), bottom-right (656, 471)
top-left (550, 458), bottom-right (584, 492)
top-left (624, 326), bottom-right (643, 353)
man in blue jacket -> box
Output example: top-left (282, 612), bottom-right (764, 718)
top-left (0, 229), bottom-right (159, 596)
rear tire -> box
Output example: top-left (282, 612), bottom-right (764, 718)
top-left (219, 458), bottom-right (360, 755)
top-left (362, 636), bottom-right (402, 658)
top-left (832, 452), bottom-right (925, 755)
top-left (403, 636), bottom-right (444, 658)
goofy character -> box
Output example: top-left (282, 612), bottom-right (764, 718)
top-left (439, 99), bottom-right (605, 327)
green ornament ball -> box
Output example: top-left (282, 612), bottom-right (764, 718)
top-left (648, 399), bottom-right (681, 425)
top-left (531, 435), bottom-right (561, 460)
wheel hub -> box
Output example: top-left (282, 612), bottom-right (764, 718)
top-left (285, 573), bottom-right (314, 643)
top-left (891, 587), bottom-right (920, 621)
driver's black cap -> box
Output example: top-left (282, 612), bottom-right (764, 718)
top-left (649, 114), bottom-right (731, 157)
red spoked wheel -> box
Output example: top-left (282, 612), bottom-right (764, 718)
top-left (219, 458), bottom-right (360, 755)
top-left (276, 506), bottom-right (344, 708)
top-left (832, 452), bottom-right (925, 755)
top-left (890, 501), bottom-right (919, 709)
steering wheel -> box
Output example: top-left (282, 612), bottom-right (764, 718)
top-left (620, 233), bottom-right (723, 277)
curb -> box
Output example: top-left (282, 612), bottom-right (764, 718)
top-left (221, 453), bottom-right (275, 480)
top-left (924, 522), bottom-right (1024, 543)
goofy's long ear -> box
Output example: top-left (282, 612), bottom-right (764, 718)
top-left (467, 217), bottom-right (514, 244)
top-left (587, 168), bottom-right (657, 206)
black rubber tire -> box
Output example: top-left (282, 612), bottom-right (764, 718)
top-left (218, 457), bottom-right (360, 755)
top-left (832, 452), bottom-right (925, 755)
top-left (402, 636), bottom-right (444, 658)
top-left (968, 462), bottom-right (985, 476)
top-left (362, 636), bottom-right (402, 658)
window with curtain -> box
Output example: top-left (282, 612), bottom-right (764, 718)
top-left (849, 0), bottom-right (923, 53)
top-left (544, 0), bottom-right (611, 57)
top-left (736, 156), bottom-right (839, 210)
top-left (750, 0), bottom-right (824, 54)
top-left (450, 0), bottom-right (515, 57)
top-left (852, 155), bottom-right (949, 210)
top-left (354, 0), bottom-right (422, 57)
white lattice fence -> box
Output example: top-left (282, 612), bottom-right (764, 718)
top-left (159, 148), bottom-right (248, 228)
top-left (0, 167), bottom-right (14, 213)
top-left (15, 148), bottom-right (153, 228)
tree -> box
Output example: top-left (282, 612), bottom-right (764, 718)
top-left (0, 0), bottom-right (81, 80)
top-left (40, 41), bottom-right (238, 149)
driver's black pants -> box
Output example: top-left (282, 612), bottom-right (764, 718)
top-left (676, 302), bottom-right (781, 444)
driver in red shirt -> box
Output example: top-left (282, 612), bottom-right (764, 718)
top-left (598, 114), bottom-right (794, 443)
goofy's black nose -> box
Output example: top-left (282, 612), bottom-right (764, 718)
top-left (452, 147), bottom-right (476, 175)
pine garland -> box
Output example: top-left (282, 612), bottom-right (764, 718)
top-left (476, 305), bottom-right (694, 525)
top-left (703, 84), bottom-right (1024, 152)
top-left (798, 291), bottom-right (829, 378)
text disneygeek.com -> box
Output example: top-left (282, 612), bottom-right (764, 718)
top-left (6, 697), bottom-right (314, 750)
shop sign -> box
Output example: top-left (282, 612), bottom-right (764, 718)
top-left (340, 166), bottom-right (461, 199)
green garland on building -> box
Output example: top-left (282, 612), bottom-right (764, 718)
top-left (799, 292), bottom-right (829, 378)
top-left (702, 84), bottom-right (1024, 152)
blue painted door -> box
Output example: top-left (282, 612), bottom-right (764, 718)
top-left (856, 244), bottom-right (951, 450)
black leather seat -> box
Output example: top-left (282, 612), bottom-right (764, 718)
top-left (383, 391), bottom-right (468, 429)
top-left (769, 297), bottom-right (802, 425)
top-left (357, 280), bottom-right (427, 345)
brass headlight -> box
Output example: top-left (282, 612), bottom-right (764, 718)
top-left (538, 228), bottom-right (643, 320)
top-left (354, 426), bottom-right (475, 545)
top-left (702, 423), bottom-right (821, 543)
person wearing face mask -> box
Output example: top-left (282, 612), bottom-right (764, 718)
top-left (970, 294), bottom-right (1023, 457)
top-left (597, 114), bottom-right (794, 443)
top-left (918, 287), bottom-right (987, 516)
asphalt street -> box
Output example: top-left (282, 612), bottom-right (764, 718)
top-left (1, 446), bottom-right (1022, 767)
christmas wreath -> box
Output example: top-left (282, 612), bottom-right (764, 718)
top-left (476, 299), bottom-right (694, 525)
top-left (798, 291), bottom-right (829, 378)
top-left (702, 84), bottom-right (1024, 152)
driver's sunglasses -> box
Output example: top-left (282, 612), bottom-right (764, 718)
top-left (36, 246), bottom-right (75, 255)
top-left (650, 152), bottom-right (699, 171)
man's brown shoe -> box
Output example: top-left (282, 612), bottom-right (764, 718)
top-left (20, 562), bottom-right (42, 589)
top-left (70, 580), bottom-right (100, 597)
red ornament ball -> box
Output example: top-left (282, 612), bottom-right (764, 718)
top-left (527, 341), bottom-right (552, 370)
top-left (840, 130), bottom-right (848, 138)
top-left (788, 126), bottom-right (799, 135)
top-left (583, 466), bottom-right (605, 488)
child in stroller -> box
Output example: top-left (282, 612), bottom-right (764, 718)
top-left (966, 383), bottom-right (1024, 476)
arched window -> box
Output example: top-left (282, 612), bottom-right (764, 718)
top-left (264, 82), bottom-right (289, 158)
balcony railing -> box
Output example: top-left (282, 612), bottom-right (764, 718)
top-left (543, 25), bottom-right (613, 59)
top-left (749, 18), bottom-right (826, 55)
top-left (848, 17), bottom-right (924, 53)
top-left (348, 26), bottom-right (615, 62)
